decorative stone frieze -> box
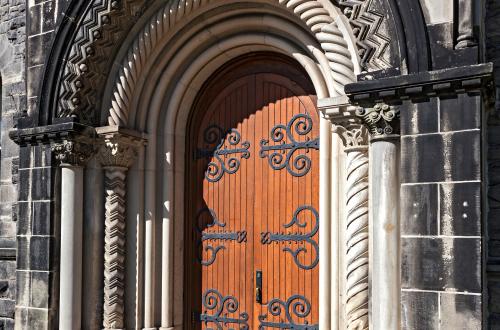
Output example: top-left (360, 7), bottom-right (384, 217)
top-left (96, 126), bottom-right (144, 330)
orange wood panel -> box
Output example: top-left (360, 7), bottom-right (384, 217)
top-left (185, 56), bottom-right (320, 329)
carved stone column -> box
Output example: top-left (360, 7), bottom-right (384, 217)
top-left (356, 103), bottom-right (400, 330)
top-left (97, 127), bottom-right (142, 330)
top-left (320, 99), bottom-right (369, 330)
top-left (335, 123), bottom-right (369, 330)
top-left (52, 139), bottom-right (94, 330)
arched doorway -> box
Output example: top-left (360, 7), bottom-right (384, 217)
top-left (185, 54), bottom-right (321, 329)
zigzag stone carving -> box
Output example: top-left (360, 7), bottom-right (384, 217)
top-left (97, 128), bottom-right (142, 329)
top-left (102, 168), bottom-right (127, 329)
top-left (57, 0), bottom-right (148, 124)
top-left (107, 0), bottom-right (356, 126)
top-left (338, 0), bottom-right (391, 70)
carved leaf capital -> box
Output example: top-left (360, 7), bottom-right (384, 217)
top-left (52, 140), bottom-right (94, 166)
top-left (98, 134), bottom-right (140, 169)
top-left (356, 103), bottom-right (400, 137)
top-left (333, 123), bottom-right (369, 149)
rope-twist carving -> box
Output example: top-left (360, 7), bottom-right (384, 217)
top-left (345, 149), bottom-right (369, 330)
top-left (103, 169), bottom-right (127, 329)
top-left (108, 0), bottom-right (356, 126)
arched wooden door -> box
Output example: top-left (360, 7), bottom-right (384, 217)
top-left (185, 55), bottom-right (320, 329)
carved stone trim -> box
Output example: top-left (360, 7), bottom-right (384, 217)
top-left (52, 139), bottom-right (94, 167)
top-left (107, 0), bottom-right (356, 126)
top-left (102, 167), bottom-right (127, 330)
top-left (57, 0), bottom-right (149, 124)
top-left (355, 103), bottom-right (400, 137)
top-left (338, 0), bottom-right (391, 70)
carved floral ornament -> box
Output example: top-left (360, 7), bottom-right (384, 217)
top-left (355, 103), bottom-right (400, 137)
top-left (51, 140), bottom-right (95, 166)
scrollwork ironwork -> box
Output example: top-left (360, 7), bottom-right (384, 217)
top-left (196, 125), bottom-right (250, 183)
top-left (261, 205), bottom-right (319, 270)
top-left (258, 294), bottom-right (318, 329)
top-left (260, 114), bottom-right (319, 177)
top-left (195, 289), bottom-right (249, 329)
top-left (195, 208), bottom-right (247, 266)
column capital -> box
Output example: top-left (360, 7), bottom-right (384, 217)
top-left (96, 126), bottom-right (146, 169)
top-left (52, 139), bottom-right (95, 167)
top-left (319, 96), bottom-right (369, 149)
top-left (355, 102), bottom-right (400, 138)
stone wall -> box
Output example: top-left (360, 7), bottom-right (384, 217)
top-left (0, 0), bottom-right (26, 328)
top-left (486, 0), bottom-right (500, 327)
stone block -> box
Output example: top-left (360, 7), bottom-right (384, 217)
top-left (27, 4), bottom-right (40, 36)
top-left (29, 236), bottom-right (53, 271)
top-left (0, 299), bottom-right (14, 318)
top-left (27, 32), bottom-right (52, 67)
top-left (440, 182), bottom-right (481, 236)
top-left (30, 168), bottom-right (52, 201)
top-left (16, 236), bottom-right (28, 271)
top-left (401, 290), bottom-right (439, 330)
top-left (30, 271), bottom-right (50, 309)
top-left (31, 201), bottom-right (52, 236)
top-left (440, 293), bottom-right (482, 330)
top-left (401, 184), bottom-right (438, 236)
top-left (400, 99), bottom-right (439, 135)
top-left (15, 271), bottom-right (28, 307)
top-left (440, 94), bottom-right (481, 132)
top-left (401, 131), bottom-right (480, 183)
top-left (402, 237), bottom-right (481, 292)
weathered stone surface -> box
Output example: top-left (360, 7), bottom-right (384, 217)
top-left (401, 291), bottom-right (439, 330)
top-left (439, 293), bottom-right (481, 330)
top-left (401, 131), bottom-right (481, 183)
top-left (402, 237), bottom-right (481, 293)
top-left (401, 184), bottom-right (438, 236)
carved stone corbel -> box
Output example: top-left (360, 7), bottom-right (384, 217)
top-left (97, 127), bottom-right (144, 330)
top-left (321, 99), bottom-right (369, 329)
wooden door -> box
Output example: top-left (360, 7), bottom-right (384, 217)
top-left (186, 56), bottom-right (320, 329)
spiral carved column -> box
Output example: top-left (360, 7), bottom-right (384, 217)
top-left (344, 146), bottom-right (369, 329)
top-left (97, 127), bottom-right (143, 330)
top-left (335, 123), bottom-right (369, 330)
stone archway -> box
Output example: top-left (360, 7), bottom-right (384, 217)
top-left (18, 0), bottom-right (406, 329)
top-left (88, 1), bottom-right (370, 329)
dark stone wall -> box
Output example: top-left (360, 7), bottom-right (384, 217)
top-left (485, 0), bottom-right (500, 328)
top-left (400, 92), bottom-right (484, 329)
top-left (0, 1), bottom-right (26, 328)
top-left (0, 1), bottom-right (68, 329)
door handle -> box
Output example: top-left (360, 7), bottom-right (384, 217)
top-left (256, 270), bottom-right (263, 304)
